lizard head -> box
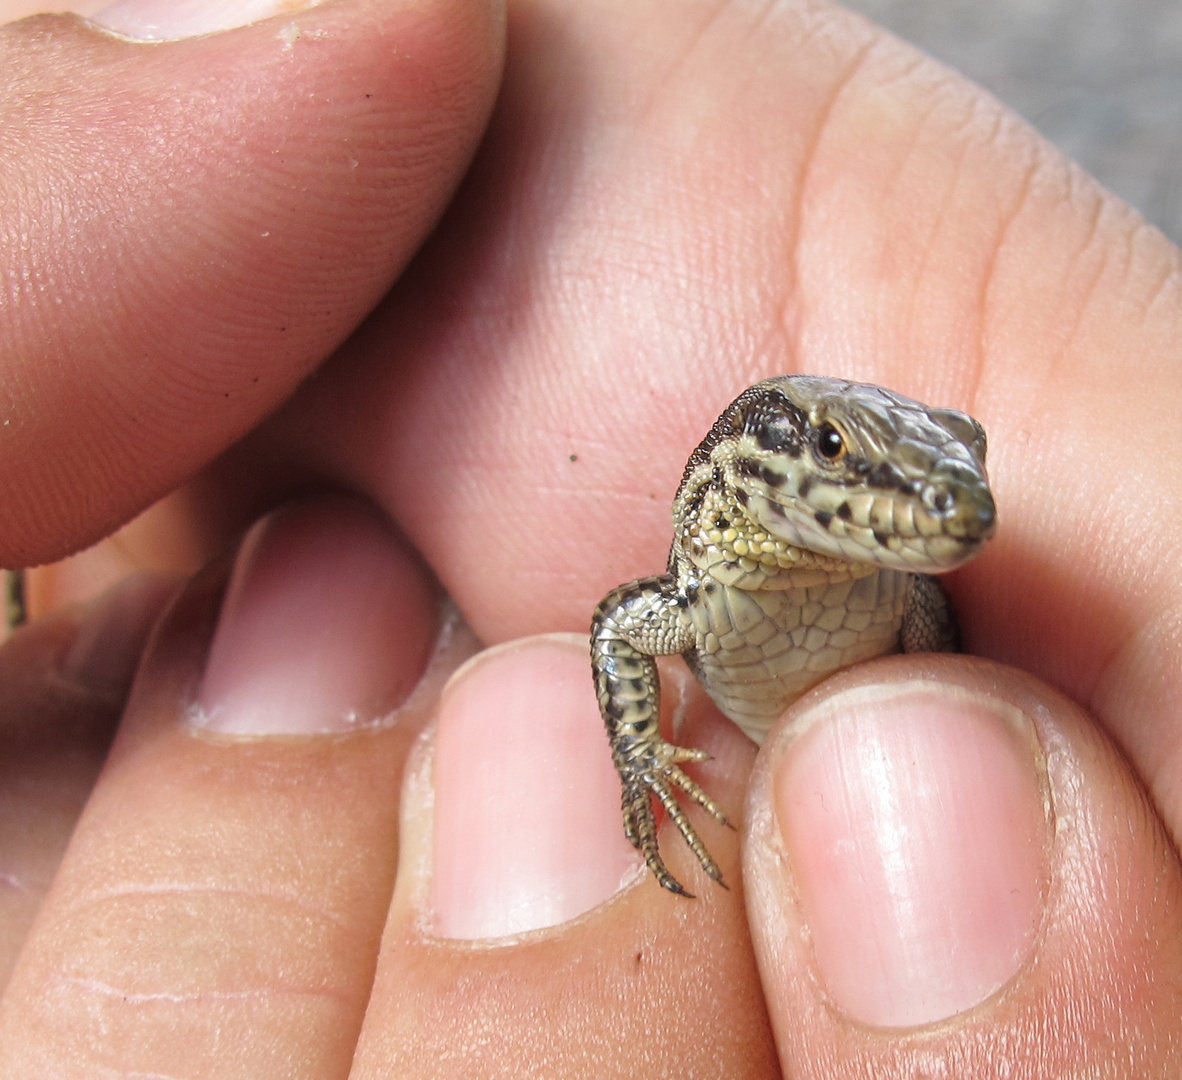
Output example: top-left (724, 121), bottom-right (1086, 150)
top-left (685, 374), bottom-right (996, 574)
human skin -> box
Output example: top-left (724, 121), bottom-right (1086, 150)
top-left (2, 0), bottom-right (1182, 1076)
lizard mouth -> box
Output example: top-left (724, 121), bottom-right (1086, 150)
top-left (752, 483), bottom-right (996, 573)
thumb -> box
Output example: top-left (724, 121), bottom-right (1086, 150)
top-left (744, 654), bottom-right (1182, 1077)
top-left (0, 0), bottom-right (502, 567)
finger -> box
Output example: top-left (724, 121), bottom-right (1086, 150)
top-left (0, 0), bottom-right (503, 567)
top-left (23, 474), bottom-right (239, 620)
top-left (0, 497), bottom-right (467, 1076)
top-left (745, 654), bottom-right (1182, 1077)
top-left (0, 573), bottom-right (176, 991)
top-left (353, 634), bottom-right (779, 1078)
top-left (257, 0), bottom-right (1182, 844)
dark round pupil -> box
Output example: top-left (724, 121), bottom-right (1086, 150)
top-left (817, 424), bottom-right (843, 459)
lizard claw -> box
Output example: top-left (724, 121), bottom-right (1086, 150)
top-left (615, 736), bottom-right (729, 895)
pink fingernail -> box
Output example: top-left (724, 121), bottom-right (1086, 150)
top-left (430, 636), bottom-right (640, 939)
top-left (194, 500), bottom-right (437, 736)
top-left (775, 683), bottom-right (1049, 1027)
top-left (90, 0), bottom-right (323, 40)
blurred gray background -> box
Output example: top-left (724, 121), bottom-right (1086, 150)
top-left (843, 0), bottom-right (1182, 244)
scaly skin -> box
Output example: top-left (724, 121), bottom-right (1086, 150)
top-left (591, 375), bottom-right (996, 895)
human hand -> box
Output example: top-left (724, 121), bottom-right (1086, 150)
top-left (3, 0), bottom-right (1182, 1076)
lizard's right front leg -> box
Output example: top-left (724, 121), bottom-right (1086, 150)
top-left (590, 575), bottom-right (730, 896)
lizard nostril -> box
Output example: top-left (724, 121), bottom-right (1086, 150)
top-left (971, 496), bottom-right (997, 534)
top-left (942, 486), bottom-right (996, 538)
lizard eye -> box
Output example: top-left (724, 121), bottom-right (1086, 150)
top-left (816, 423), bottom-right (845, 460)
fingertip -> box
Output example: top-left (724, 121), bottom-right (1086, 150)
top-left (0, 0), bottom-right (505, 566)
top-left (420, 634), bottom-right (642, 939)
top-left (0, 495), bottom-right (466, 1075)
top-left (355, 638), bottom-right (779, 1079)
top-left (774, 670), bottom-right (1048, 1028)
top-left (744, 654), bottom-right (1182, 1075)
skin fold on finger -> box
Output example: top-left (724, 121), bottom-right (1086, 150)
top-left (0, 498), bottom-right (472, 1078)
top-left (0, 0), bottom-right (504, 568)
top-left (745, 654), bottom-right (1182, 1078)
top-left (233, 0), bottom-right (1182, 858)
top-left (0, 574), bottom-right (178, 993)
top-left (352, 635), bottom-right (780, 1080)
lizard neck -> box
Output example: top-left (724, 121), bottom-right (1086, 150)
top-left (672, 468), bottom-right (870, 591)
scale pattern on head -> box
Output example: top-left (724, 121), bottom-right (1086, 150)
top-left (674, 375), bottom-right (995, 576)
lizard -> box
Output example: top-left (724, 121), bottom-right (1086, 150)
top-left (590, 375), bottom-right (995, 895)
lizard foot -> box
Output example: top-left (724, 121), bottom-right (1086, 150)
top-left (614, 737), bottom-right (730, 897)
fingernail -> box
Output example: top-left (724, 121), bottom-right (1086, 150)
top-left (775, 682), bottom-right (1049, 1027)
top-left (90, 0), bottom-right (324, 41)
top-left (430, 636), bottom-right (640, 939)
top-left (193, 499), bottom-right (437, 736)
